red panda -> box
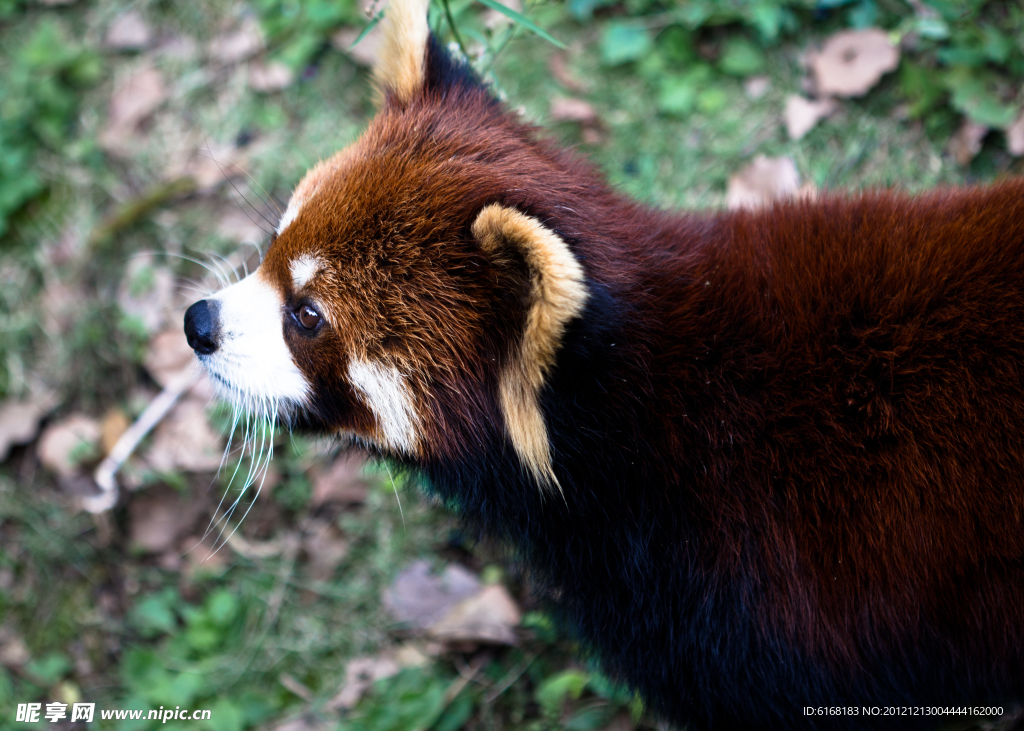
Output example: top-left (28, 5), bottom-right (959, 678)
top-left (183, 0), bottom-right (1024, 727)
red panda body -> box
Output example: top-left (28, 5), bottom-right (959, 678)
top-left (183, 3), bottom-right (1024, 727)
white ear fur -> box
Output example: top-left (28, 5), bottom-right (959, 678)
top-left (372, 0), bottom-right (431, 105)
top-left (472, 205), bottom-right (589, 493)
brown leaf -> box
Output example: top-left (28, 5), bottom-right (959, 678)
top-left (100, 409), bottom-right (130, 456)
top-left (1007, 109), bottom-right (1024, 157)
top-left (328, 654), bottom-right (400, 710)
top-left (171, 142), bottom-right (249, 194)
top-left (384, 560), bottom-right (481, 629)
top-left (128, 485), bottom-right (199, 554)
top-left (144, 329), bottom-right (192, 386)
top-left (302, 521), bottom-right (349, 580)
top-left (0, 396), bottom-right (52, 461)
top-left (548, 52), bottom-right (588, 94)
top-left (217, 207), bottom-right (271, 245)
top-left (145, 397), bottom-right (224, 473)
top-left (311, 453), bottom-right (370, 507)
top-left (948, 120), bottom-right (988, 166)
top-left (784, 95), bottom-right (836, 140)
top-left (726, 155), bottom-right (801, 211)
top-left (809, 29), bottom-right (899, 98)
top-left (105, 11), bottom-right (153, 51)
top-left (332, 24), bottom-right (383, 68)
top-left (0, 627), bottom-right (30, 669)
top-left (427, 584), bottom-right (521, 646)
top-left (100, 65), bottom-right (167, 151)
top-left (179, 534), bottom-right (230, 577)
top-left (249, 61), bottom-right (295, 92)
top-left (38, 414), bottom-right (101, 478)
top-left (744, 76), bottom-right (770, 100)
top-left (209, 17), bottom-right (264, 65)
top-left (550, 97), bottom-right (598, 124)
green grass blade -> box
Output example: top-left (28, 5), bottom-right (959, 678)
top-left (349, 13), bottom-right (383, 50)
top-left (474, 0), bottom-right (566, 49)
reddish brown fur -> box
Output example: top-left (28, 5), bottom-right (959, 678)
top-left (196, 32), bottom-right (1024, 730)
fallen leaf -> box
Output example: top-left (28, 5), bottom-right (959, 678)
top-left (329, 654), bottom-right (400, 710)
top-left (105, 11), bottom-right (153, 51)
top-left (548, 52), bottom-right (588, 94)
top-left (302, 522), bottom-right (349, 580)
top-left (249, 61), bottom-right (295, 92)
top-left (726, 155), bottom-right (801, 211)
top-left (550, 97), bottom-right (598, 124)
top-left (180, 534), bottom-right (230, 578)
top-left (0, 628), bottom-right (30, 668)
top-left (1007, 110), bottom-right (1024, 157)
top-left (948, 120), bottom-right (988, 166)
top-left (38, 414), bottom-right (101, 478)
top-left (209, 17), bottom-right (264, 65)
top-left (0, 397), bottom-right (52, 461)
top-left (384, 560), bottom-right (481, 629)
top-left (170, 141), bottom-right (249, 194)
top-left (784, 95), bottom-right (836, 140)
top-left (217, 207), bottom-right (271, 245)
top-left (145, 329), bottom-right (195, 388)
top-left (743, 75), bottom-right (770, 100)
top-left (279, 673), bottom-right (314, 701)
top-left (128, 486), bottom-right (199, 554)
top-left (331, 24), bottom-right (383, 68)
top-left (311, 453), bottom-right (370, 507)
top-left (809, 29), bottom-right (899, 98)
top-left (145, 397), bottom-right (224, 473)
top-left (100, 408), bottom-right (130, 456)
top-left (99, 65), bottom-right (167, 152)
top-left (428, 584), bottom-right (521, 646)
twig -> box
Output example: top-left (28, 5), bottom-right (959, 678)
top-left (84, 370), bottom-right (197, 513)
top-left (483, 653), bottom-right (535, 703)
top-left (87, 176), bottom-right (197, 251)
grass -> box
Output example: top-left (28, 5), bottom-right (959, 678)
top-left (1, 0), bottom-right (1022, 729)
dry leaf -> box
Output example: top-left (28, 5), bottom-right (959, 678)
top-left (384, 560), bottom-right (481, 629)
top-left (145, 329), bottom-right (195, 388)
top-left (38, 414), bottom-right (101, 478)
top-left (128, 486), bottom-right (200, 553)
top-left (949, 120), bottom-right (988, 166)
top-left (312, 453), bottom-right (369, 506)
top-left (100, 65), bottom-right (167, 152)
top-left (427, 584), bottom-right (521, 646)
top-left (0, 628), bottom-right (30, 668)
top-left (105, 11), bottom-right (153, 51)
top-left (784, 95), bottom-right (836, 140)
top-left (249, 61), bottom-right (295, 92)
top-left (726, 155), bottom-right (801, 211)
top-left (1007, 110), bottom-right (1024, 157)
top-left (100, 409), bottom-right (130, 456)
top-left (0, 397), bottom-right (51, 461)
top-left (550, 97), bottom-right (598, 124)
top-left (180, 534), bottom-right (229, 577)
top-left (329, 654), bottom-right (401, 710)
top-left (217, 207), bottom-right (271, 245)
top-left (171, 142), bottom-right (249, 194)
top-left (332, 24), bottom-right (383, 68)
top-left (548, 52), bottom-right (588, 94)
top-left (302, 522), bottom-right (349, 580)
top-left (744, 76), bottom-right (771, 100)
top-left (145, 397), bottom-right (223, 473)
top-left (810, 29), bottom-right (899, 98)
top-left (209, 17), bottom-right (264, 65)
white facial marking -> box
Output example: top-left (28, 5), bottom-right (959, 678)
top-left (276, 190), bottom-right (316, 236)
top-left (347, 359), bottom-right (419, 454)
top-left (204, 270), bottom-right (309, 412)
top-left (290, 254), bottom-right (322, 290)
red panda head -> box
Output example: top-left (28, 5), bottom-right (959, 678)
top-left (184, 0), bottom-right (590, 488)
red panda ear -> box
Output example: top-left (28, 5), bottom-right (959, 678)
top-left (471, 204), bottom-right (589, 492)
top-left (372, 0), bottom-right (430, 106)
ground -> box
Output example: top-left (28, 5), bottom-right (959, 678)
top-left (1, 0), bottom-right (1023, 730)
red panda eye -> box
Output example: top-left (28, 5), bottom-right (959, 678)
top-left (297, 305), bottom-right (321, 330)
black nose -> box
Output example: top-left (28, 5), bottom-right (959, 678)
top-left (184, 300), bottom-right (221, 355)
